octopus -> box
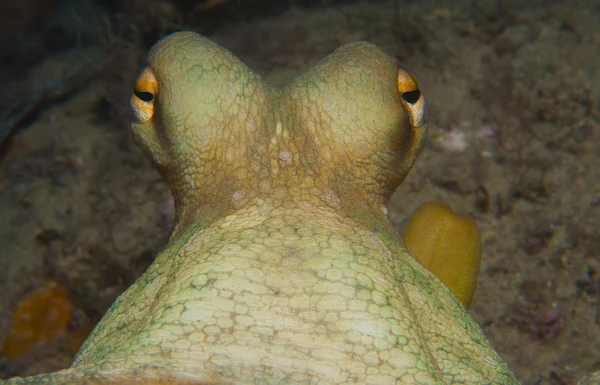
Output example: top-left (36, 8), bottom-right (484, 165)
top-left (3, 31), bottom-right (529, 384)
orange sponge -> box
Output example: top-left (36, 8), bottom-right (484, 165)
top-left (403, 202), bottom-right (482, 308)
top-left (2, 281), bottom-right (73, 358)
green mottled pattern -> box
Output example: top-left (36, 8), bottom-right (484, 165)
top-left (3, 32), bottom-right (519, 384)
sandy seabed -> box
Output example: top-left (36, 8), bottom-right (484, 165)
top-left (1, 0), bottom-right (599, 383)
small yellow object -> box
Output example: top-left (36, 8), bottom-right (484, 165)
top-left (403, 202), bottom-right (482, 308)
top-left (2, 282), bottom-right (73, 358)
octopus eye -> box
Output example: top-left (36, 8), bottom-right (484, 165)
top-left (397, 67), bottom-right (426, 128)
top-left (130, 67), bottom-right (158, 123)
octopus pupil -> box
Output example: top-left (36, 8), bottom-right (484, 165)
top-left (135, 90), bottom-right (155, 102)
top-left (402, 89), bottom-right (420, 104)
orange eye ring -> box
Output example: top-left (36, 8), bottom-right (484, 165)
top-left (130, 67), bottom-right (159, 123)
top-left (397, 67), bottom-right (426, 128)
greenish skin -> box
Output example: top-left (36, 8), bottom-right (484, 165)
top-left (2, 32), bottom-right (523, 384)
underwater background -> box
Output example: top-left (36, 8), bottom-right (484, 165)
top-left (0, 0), bottom-right (598, 383)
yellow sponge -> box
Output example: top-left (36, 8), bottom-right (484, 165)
top-left (403, 202), bottom-right (482, 308)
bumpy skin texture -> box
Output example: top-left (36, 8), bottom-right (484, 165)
top-left (3, 32), bottom-right (518, 384)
